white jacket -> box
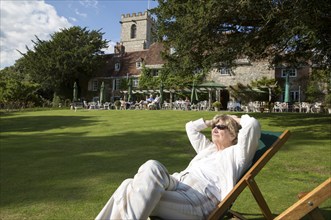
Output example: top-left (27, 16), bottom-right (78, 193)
top-left (172, 114), bottom-right (261, 202)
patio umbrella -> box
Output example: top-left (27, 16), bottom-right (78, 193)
top-left (73, 82), bottom-right (78, 102)
top-left (284, 73), bottom-right (290, 102)
top-left (190, 82), bottom-right (199, 104)
top-left (99, 81), bottom-right (105, 104)
top-left (128, 78), bottom-right (132, 102)
top-left (159, 82), bottom-right (164, 106)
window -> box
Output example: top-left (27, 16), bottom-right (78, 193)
top-left (131, 24), bottom-right (137, 39)
top-left (92, 80), bottom-right (98, 91)
top-left (151, 69), bottom-right (159, 77)
top-left (290, 91), bottom-right (299, 102)
top-left (113, 79), bottom-right (121, 91)
top-left (136, 61), bottom-right (142, 68)
top-left (219, 67), bottom-right (231, 75)
top-left (115, 63), bottom-right (120, 71)
top-left (132, 78), bottom-right (139, 88)
top-left (193, 68), bottom-right (203, 74)
top-left (281, 91), bottom-right (299, 102)
top-left (281, 68), bottom-right (297, 77)
top-left (88, 80), bottom-right (99, 91)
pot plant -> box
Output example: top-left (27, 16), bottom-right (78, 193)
top-left (114, 100), bottom-right (121, 110)
top-left (212, 101), bottom-right (222, 111)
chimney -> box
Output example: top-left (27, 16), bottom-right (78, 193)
top-left (114, 42), bottom-right (125, 54)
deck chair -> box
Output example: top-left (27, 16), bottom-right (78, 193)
top-left (208, 130), bottom-right (291, 220)
top-left (275, 177), bottom-right (331, 220)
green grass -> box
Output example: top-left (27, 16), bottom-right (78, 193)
top-left (1, 109), bottom-right (330, 219)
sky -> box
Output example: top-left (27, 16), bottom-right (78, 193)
top-left (0, 0), bottom-right (159, 70)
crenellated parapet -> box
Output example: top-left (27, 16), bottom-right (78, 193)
top-left (121, 11), bottom-right (155, 23)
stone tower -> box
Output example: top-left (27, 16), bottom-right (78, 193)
top-left (119, 11), bottom-right (155, 52)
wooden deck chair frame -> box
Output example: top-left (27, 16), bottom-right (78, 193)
top-left (275, 177), bottom-right (331, 220)
top-left (208, 130), bottom-right (291, 220)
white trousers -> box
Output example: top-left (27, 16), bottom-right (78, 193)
top-left (95, 160), bottom-right (215, 220)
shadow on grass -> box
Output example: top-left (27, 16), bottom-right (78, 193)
top-left (0, 115), bottom-right (97, 132)
top-left (1, 127), bottom-right (192, 208)
top-left (255, 113), bottom-right (331, 142)
top-left (256, 113), bottom-right (330, 128)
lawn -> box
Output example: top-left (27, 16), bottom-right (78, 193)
top-left (0, 109), bottom-right (330, 219)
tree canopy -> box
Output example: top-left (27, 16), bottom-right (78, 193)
top-left (151, 0), bottom-right (331, 74)
top-left (0, 65), bottom-right (40, 108)
top-left (18, 26), bottom-right (109, 98)
top-left (138, 65), bottom-right (204, 90)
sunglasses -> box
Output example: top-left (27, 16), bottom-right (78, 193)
top-left (213, 124), bottom-right (228, 130)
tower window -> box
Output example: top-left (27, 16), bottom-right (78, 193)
top-left (131, 24), bottom-right (137, 39)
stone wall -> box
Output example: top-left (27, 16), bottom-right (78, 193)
top-left (207, 59), bottom-right (274, 87)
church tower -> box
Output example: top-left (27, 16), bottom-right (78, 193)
top-left (119, 11), bottom-right (155, 52)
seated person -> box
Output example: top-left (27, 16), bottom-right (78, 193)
top-left (146, 94), bottom-right (154, 103)
top-left (138, 99), bottom-right (147, 110)
top-left (119, 99), bottom-right (126, 110)
top-left (162, 100), bottom-right (170, 109)
top-left (184, 96), bottom-right (190, 110)
top-left (95, 114), bottom-right (261, 220)
top-left (148, 95), bottom-right (159, 110)
top-left (153, 95), bottom-right (161, 109)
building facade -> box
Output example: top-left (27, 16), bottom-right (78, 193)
top-left (87, 11), bottom-right (310, 104)
top-left (275, 65), bottom-right (311, 102)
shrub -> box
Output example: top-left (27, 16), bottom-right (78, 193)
top-left (325, 93), bottom-right (331, 108)
top-left (114, 100), bottom-right (121, 107)
top-left (212, 101), bottom-right (222, 110)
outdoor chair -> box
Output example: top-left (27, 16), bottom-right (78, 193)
top-left (275, 177), bottom-right (330, 220)
top-left (208, 130), bottom-right (291, 220)
top-left (103, 102), bottom-right (110, 110)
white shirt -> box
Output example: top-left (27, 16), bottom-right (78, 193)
top-left (172, 114), bottom-right (261, 202)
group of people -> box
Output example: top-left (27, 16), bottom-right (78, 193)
top-left (127, 94), bottom-right (160, 110)
top-left (145, 94), bottom-right (161, 110)
top-left (117, 94), bottom-right (195, 111)
top-left (95, 114), bottom-right (261, 219)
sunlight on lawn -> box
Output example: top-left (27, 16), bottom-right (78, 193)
top-left (1, 110), bottom-right (330, 219)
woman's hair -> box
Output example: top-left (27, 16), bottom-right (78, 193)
top-left (212, 114), bottom-right (242, 144)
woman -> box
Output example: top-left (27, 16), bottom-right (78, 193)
top-left (95, 114), bottom-right (261, 220)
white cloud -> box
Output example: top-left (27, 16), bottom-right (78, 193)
top-left (69, 17), bottom-right (77, 22)
top-left (0, 0), bottom-right (72, 69)
top-left (79, 0), bottom-right (99, 15)
top-left (79, 0), bottom-right (98, 9)
top-left (75, 8), bottom-right (87, 18)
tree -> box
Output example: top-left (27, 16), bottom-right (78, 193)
top-left (138, 65), bottom-right (205, 89)
top-left (305, 69), bottom-right (330, 102)
top-left (0, 65), bottom-right (41, 109)
top-left (151, 0), bottom-right (331, 74)
top-left (229, 77), bottom-right (281, 107)
top-left (138, 65), bottom-right (158, 89)
top-left (18, 26), bottom-right (109, 99)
